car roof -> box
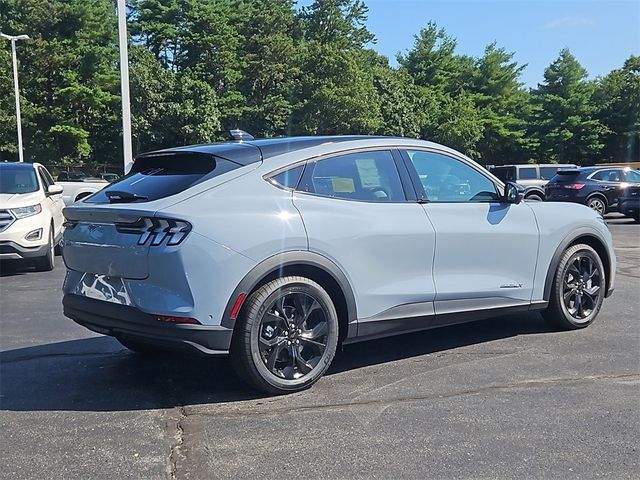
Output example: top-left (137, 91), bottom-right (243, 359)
top-left (0, 161), bottom-right (37, 170)
top-left (139, 135), bottom-right (416, 166)
top-left (493, 164), bottom-right (576, 167)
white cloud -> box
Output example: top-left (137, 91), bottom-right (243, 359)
top-left (545, 16), bottom-right (595, 29)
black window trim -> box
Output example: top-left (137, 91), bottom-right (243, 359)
top-left (398, 147), bottom-right (503, 204)
top-left (267, 147), bottom-right (413, 204)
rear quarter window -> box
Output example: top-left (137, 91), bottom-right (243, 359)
top-left (85, 152), bottom-right (241, 203)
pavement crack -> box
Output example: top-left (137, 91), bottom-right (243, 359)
top-left (189, 372), bottom-right (640, 418)
top-left (168, 406), bottom-right (187, 480)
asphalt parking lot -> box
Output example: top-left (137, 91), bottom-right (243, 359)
top-left (1, 214), bottom-right (638, 480)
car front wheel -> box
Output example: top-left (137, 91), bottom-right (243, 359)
top-left (231, 276), bottom-right (339, 394)
top-left (543, 244), bottom-right (605, 330)
top-left (33, 227), bottom-right (55, 272)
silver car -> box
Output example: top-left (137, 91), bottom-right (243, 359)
top-left (61, 135), bottom-right (615, 393)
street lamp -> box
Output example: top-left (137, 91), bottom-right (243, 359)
top-left (116, 0), bottom-right (133, 174)
top-left (1, 33), bottom-right (29, 162)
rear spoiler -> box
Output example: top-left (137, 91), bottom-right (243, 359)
top-left (556, 168), bottom-right (580, 175)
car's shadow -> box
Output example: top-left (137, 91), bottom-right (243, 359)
top-left (0, 260), bottom-right (37, 277)
top-left (0, 313), bottom-right (555, 412)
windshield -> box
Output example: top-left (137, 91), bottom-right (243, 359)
top-left (0, 167), bottom-right (39, 194)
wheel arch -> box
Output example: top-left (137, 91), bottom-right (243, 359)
top-left (585, 192), bottom-right (608, 207)
top-left (222, 251), bottom-right (357, 342)
top-left (524, 186), bottom-right (545, 200)
top-left (543, 229), bottom-right (612, 302)
top-left (74, 190), bottom-right (94, 202)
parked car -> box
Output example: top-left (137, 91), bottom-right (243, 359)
top-left (61, 135), bottom-right (616, 394)
top-left (545, 166), bottom-right (640, 216)
top-left (0, 162), bottom-right (64, 270)
top-left (56, 171), bottom-right (108, 205)
top-left (488, 164), bottom-right (577, 201)
top-left (618, 183), bottom-right (640, 222)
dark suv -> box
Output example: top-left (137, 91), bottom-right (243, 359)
top-left (545, 167), bottom-right (640, 216)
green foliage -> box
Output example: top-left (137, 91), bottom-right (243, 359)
top-left (531, 49), bottom-right (609, 165)
top-left (595, 55), bottom-right (640, 162)
top-left (0, 1), bottom-right (635, 167)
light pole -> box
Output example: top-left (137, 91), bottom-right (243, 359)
top-left (116, 0), bottom-right (133, 174)
top-left (1, 33), bottom-right (29, 162)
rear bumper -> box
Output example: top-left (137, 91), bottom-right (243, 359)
top-left (63, 294), bottom-right (232, 355)
top-left (0, 241), bottom-right (49, 260)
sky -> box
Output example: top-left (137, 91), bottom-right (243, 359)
top-left (298, 0), bottom-right (640, 88)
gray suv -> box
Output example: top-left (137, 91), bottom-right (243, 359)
top-left (61, 136), bottom-right (614, 393)
top-left (489, 164), bottom-right (577, 201)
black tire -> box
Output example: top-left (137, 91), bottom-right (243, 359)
top-left (526, 193), bottom-right (544, 202)
top-left (117, 337), bottom-right (165, 354)
top-left (231, 276), bottom-right (339, 394)
top-left (543, 244), bottom-right (605, 330)
top-left (586, 195), bottom-right (606, 216)
top-left (33, 227), bottom-right (55, 272)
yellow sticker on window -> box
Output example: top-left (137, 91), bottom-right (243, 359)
top-left (331, 177), bottom-right (355, 193)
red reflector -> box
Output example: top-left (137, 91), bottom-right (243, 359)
top-left (564, 183), bottom-right (585, 190)
top-left (155, 315), bottom-right (201, 325)
top-left (230, 293), bottom-right (247, 320)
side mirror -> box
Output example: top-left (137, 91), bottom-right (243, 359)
top-left (47, 184), bottom-right (64, 195)
top-left (503, 181), bottom-right (525, 204)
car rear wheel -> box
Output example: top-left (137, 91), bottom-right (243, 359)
top-left (543, 244), bottom-right (605, 330)
top-left (231, 276), bottom-right (339, 394)
top-left (586, 196), bottom-right (606, 216)
top-left (526, 193), bottom-right (544, 201)
top-left (33, 228), bottom-right (55, 272)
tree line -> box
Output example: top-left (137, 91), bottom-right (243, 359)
top-left (0, 0), bottom-right (638, 169)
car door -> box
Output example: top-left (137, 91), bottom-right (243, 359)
top-left (292, 149), bottom-right (437, 337)
top-left (400, 149), bottom-right (539, 316)
top-left (589, 169), bottom-right (626, 207)
top-left (38, 167), bottom-right (64, 239)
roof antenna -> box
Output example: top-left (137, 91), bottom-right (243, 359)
top-left (229, 129), bottom-right (254, 142)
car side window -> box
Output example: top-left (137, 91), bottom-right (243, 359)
top-left (41, 167), bottom-right (56, 186)
top-left (404, 150), bottom-right (499, 202)
top-left (518, 167), bottom-right (538, 180)
top-left (624, 169), bottom-right (640, 182)
top-left (37, 167), bottom-right (51, 190)
top-left (539, 166), bottom-right (559, 180)
top-left (299, 150), bottom-right (405, 202)
top-left (268, 165), bottom-right (304, 190)
top-left (593, 169), bottom-right (623, 182)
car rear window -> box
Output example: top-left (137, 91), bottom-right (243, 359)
top-left (550, 170), bottom-right (581, 183)
top-left (85, 152), bottom-right (241, 203)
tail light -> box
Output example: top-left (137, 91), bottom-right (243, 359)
top-left (564, 183), bottom-right (585, 190)
top-left (116, 217), bottom-right (191, 246)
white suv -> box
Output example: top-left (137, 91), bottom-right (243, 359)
top-left (0, 162), bottom-right (65, 271)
